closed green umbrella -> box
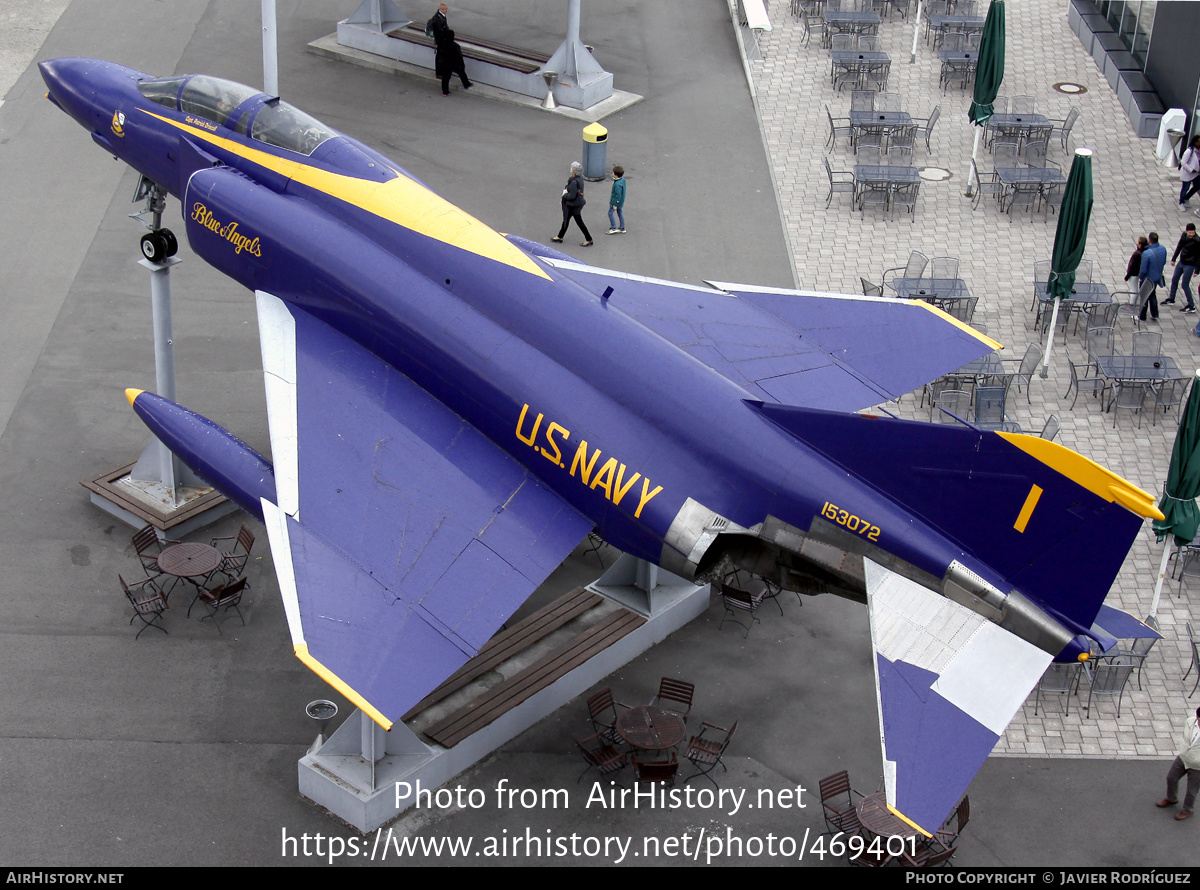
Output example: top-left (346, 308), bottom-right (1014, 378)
top-left (1040, 147), bottom-right (1094, 376)
top-left (969, 0), bottom-right (1005, 127)
top-left (1151, 371), bottom-right (1200, 617)
top-left (964, 1), bottom-right (1004, 196)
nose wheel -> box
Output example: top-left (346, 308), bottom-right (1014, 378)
top-left (139, 228), bottom-right (178, 263)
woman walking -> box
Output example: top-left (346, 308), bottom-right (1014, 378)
top-left (552, 161), bottom-right (592, 246)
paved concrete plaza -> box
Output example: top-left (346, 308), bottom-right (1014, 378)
top-left (750, 0), bottom-right (1200, 765)
top-left (1, 0), bottom-right (1198, 868)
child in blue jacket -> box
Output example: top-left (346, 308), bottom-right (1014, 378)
top-left (607, 166), bottom-right (627, 234)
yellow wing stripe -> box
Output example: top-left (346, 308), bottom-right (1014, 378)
top-left (1013, 484), bottom-right (1043, 533)
top-left (887, 804), bottom-right (934, 838)
top-left (997, 432), bottom-right (1164, 521)
top-left (908, 299), bottom-right (1004, 351)
top-left (294, 644), bottom-right (393, 730)
top-left (143, 110), bottom-right (549, 280)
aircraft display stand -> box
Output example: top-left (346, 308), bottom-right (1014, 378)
top-left (326, 0), bottom-right (618, 112)
top-left (83, 181), bottom-right (238, 538)
top-left (298, 555), bottom-right (709, 833)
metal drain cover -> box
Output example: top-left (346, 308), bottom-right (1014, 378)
top-left (1053, 82), bottom-right (1087, 95)
top-left (919, 166), bottom-right (952, 181)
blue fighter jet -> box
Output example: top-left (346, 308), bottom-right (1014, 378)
top-left (40, 57), bottom-right (1162, 836)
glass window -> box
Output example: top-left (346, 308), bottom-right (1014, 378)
top-left (250, 101), bottom-right (337, 156)
top-left (137, 76), bottom-right (188, 110)
top-left (1131, 1), bottom-right (1155, 67)
top-left (178, 75), bottom-right (262, 128)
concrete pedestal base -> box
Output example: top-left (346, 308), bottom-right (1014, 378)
top-left (298, 569), bottom-right (710, 833)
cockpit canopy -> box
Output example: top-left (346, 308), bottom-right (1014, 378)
top-left (137, 74), bottom-right (337, 156)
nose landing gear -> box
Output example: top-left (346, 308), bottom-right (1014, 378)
top-left (139, 228), bottom-right (178, 263)
top-left (131, 174), bottom-right (178, 263)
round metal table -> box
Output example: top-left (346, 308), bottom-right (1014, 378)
top-left (615, 705), bottom-right (686, 751)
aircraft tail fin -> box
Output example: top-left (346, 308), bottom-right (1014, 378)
top-left (752, 402), bottom-right (1157, 631)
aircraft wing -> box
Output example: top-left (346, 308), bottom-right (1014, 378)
top-left (255, 291), bottom-right (593, 728)
top-left (540, 258), bottom-right (999, 413)
top-left (864, 559), bottom-right (1052, 836)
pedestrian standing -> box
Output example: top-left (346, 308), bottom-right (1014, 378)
top-left (552, 161), bottom-right (592, 247)
top-left (426, 3), bottom-right (449, 45)
top-left (1166, 223), bottom-right (1199, 313)
top-left (1158, 707), bottom-right (1200, 820)
top-left (607, 165), bottom-right (627, 235)
top-left (1125, 236), bottom-right (1148, 283)
top-left (1180, 136), bottom-right (1200, 213)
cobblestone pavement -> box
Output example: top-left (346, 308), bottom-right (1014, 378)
top-left (746, 0), bottom-right (1200, 759)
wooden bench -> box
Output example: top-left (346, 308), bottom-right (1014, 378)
top-left (424, 607), bottom-right (647, 748)
top-left (403, 586), bottom-right (603, 721)
top-left (389, 24), bottom-right (550, 75)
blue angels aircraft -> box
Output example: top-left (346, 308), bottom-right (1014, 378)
top-left (41, 57), bottom-right (1162, 836)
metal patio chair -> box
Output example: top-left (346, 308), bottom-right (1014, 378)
top-left (120, 574), bottom-right (169, 639)
top-left (587, 687), bottom-right (630, 745)
top-left (1034, 662), bottom-right (1081, 716)
top-left (574, 732), bottom-right (626, 783)
top-left (719, 583), bottom-right (764, 637)
top-left (1184, 623), bottom-right (1200, 697)
top-left (131, 523), bottom-right (177, 578)
top-left (1081, 658), bottom-right (1136, 718)
top-left (209, 523), bottom-right (255, 586)
top-left (631, 752), bottom-right (679, 787)
top-left (649, 677), bottom-right (695, 723)
top-left (818, 769), bottom-right (865, 836)
top-left (683, 720), bottom-right (737, 787)
top-left (196, 577), bottom-right (247, 634)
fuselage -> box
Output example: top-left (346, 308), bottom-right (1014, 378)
top-left (41, 58), bottom-right (1118, 656)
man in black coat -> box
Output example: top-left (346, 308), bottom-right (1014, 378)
top-left (1166, 223), bottom-right (1200, 313)
top-left (427, 4), bottom-right (449, 45)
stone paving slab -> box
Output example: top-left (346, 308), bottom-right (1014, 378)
top-left (747, 0), bottom-right (1200, 760)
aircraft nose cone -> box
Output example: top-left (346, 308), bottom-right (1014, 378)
top-left (39, 58), bottom-right (145, 130)
top-left (39, 57), bottom-right (102, 125)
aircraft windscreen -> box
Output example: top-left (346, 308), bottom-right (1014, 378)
top-left (137, 76), bottom-right (188, 110)
top-left (178, 75), bottom-right (261, 128)
top-left (250, 101), bottom-right (337, 156)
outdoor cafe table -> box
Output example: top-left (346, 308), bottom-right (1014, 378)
top-left (996, 166), bottom-right (1067, 186)
top-left (892, 277), bottom-right (969, 301)
top-left (831, 51), bottom-right (889, 89)
top-left (1033, 280), bottom-right (1110, 306)
top-left (938, 49), bottom-right (977, 89)
top-left (157, 542), bottom-right (222, 581)
top-left (988, 113), bottom-right (1053, 144)
top-left (1095, 354), bottom-right (1184, 385)
top-left (925, 13), bottom-right (984, 44)
top-left (824, 9), bottom-right (881, 38)
top-left (996, 165), bottom-right (1067, 211)
top-left (852, 165), bottom-right (918, 211)
top-left (157, 541), bottom-right (223, 598)
top-left (951, 350), bottom-right (1003, 384)
top-left (1034, 280), bottom-right (1110, 329)
top-left (1095, 354), bottom-right (1184, 410)
top-left (850, 108), bottom-right (910, 148)
top-left (615, 705), bottom-right (686, 752)
top-left (857, 792), bottom-right (921, 842)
